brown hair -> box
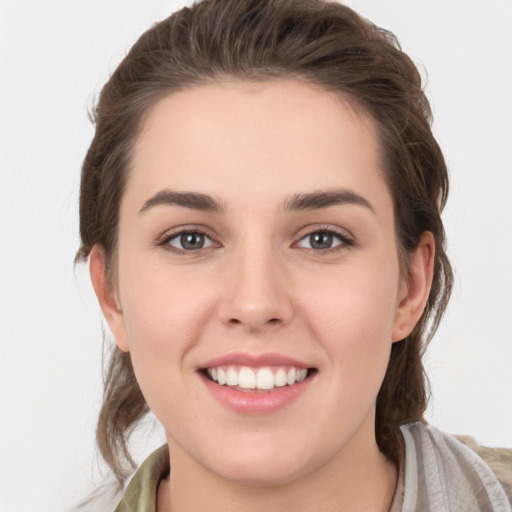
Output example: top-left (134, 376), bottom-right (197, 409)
top-left (77, 0), bottom-right (452, 482)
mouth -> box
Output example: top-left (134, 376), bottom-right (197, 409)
top-left (200, 365), bottom-right (317, 392)
top-left (197, 352), bottom-right (318, 413)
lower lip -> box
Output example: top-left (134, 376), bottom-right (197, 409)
top-left (200, 372), bottom-right (315, 414)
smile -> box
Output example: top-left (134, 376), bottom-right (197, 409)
top-left (205, 365), bottom-right (309, 391)
top-left (198, 353), bottom-right (317, 414)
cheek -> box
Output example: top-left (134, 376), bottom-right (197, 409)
top-left (120, 265), bottom-right (211, 353)
top-left (299, 254), bottom-right (400, 385)
top-left (116, 266), bottom-right (216, 423)
top-left (302, 252), bottom-right (399, 335)
top-left (115, 250), bottom-right (215, 394)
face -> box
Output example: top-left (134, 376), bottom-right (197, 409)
top-left (93, 80), bottom-right (428, 486)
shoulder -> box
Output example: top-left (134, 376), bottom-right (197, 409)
top-left (69, 445), bottom-right (169, 512)
top-left (453, 432), bottom-right (512, 504)
top-left (400, 422), bottom-right (512, 511)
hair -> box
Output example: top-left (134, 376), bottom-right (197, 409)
top-left (76, 0), bottom-right (453, 482)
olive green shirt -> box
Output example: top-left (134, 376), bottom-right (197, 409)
top-left (114, 444), bottom-right (169, 512)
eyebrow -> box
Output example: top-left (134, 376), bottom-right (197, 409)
top-left (283, 189), bottom-right (375, 214)
top-left (138, 188), bottom-right (375, 215)
top-left (139, 190), bottom-right (227, 214)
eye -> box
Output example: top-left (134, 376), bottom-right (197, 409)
top-left (295, 229), bottom-right (353, 251)
top-left (163, 230), bottom-right (216, 252)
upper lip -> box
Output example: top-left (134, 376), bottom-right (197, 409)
top-left (199, 352), bottom-right (313, 370)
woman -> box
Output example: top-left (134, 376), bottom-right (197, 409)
top-left (75, 0), bottom-right (512, 510)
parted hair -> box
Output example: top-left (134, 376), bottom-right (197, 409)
top-left (76, 0), bottom-right (453, 482)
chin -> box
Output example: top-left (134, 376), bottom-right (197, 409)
top-left (198, 435), bottom-right (318, 487)
top-left (215, 459), bottom-right (310, 488)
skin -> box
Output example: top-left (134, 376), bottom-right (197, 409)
top-left (90, 80), bottom-right (434, 512)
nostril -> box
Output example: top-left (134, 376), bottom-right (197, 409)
top-left (226, 317), bottom-right (282, 329)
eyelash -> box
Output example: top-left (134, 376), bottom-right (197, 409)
top-left (296, 226), bottom-right (355, 253)
top-left (157, 226), bottom-right (354, 255)
top-left (157, 228), bottom-right (218, 255)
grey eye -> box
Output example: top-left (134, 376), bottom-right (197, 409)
top-left (167, 232), bottom-right (214, 251)
top-left (296, 231), bottom-right (345, 250)
top-left (310, 232), bottom-right (334, 249)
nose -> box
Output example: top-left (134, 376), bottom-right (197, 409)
top-left (217, 242), bottom-right (294, 333)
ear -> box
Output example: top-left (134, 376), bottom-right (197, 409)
top-left (89, 245), bottom-right (130, 352)
top-left (392, 232), bottom-right (435, 342)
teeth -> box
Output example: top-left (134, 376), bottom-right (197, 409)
top-left (239, 367), bottom-right (256, 389)
top-left (256, 368), bottom-right (274, 390)
top-left (206, 365), bottom-right (310, 390)
top-left (217, 367), bottom-right (226, 385)
top-left (226, 367), bottom-right (238, 386)
top-left (297, 368), bottom-right (307, 382)
top-left (286, 367), bottom-right (296, 386)
top-left (274, 368), bottom-right (287, 387)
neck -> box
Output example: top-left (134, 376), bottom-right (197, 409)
top-left (158, 423), bottom-right (398, 512)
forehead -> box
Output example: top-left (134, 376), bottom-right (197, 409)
top-left (128, 79), bottom-right (391, 215)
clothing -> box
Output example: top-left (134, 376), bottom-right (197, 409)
top-left (115, 444), bottom-right (170, 512)
top-left (389, 423), bottom-right (512, 511)
top-left (75, 422), bottom-right (512, 511)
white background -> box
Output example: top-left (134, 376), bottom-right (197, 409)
top-left (0, 1), bottom-right (511, 511)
